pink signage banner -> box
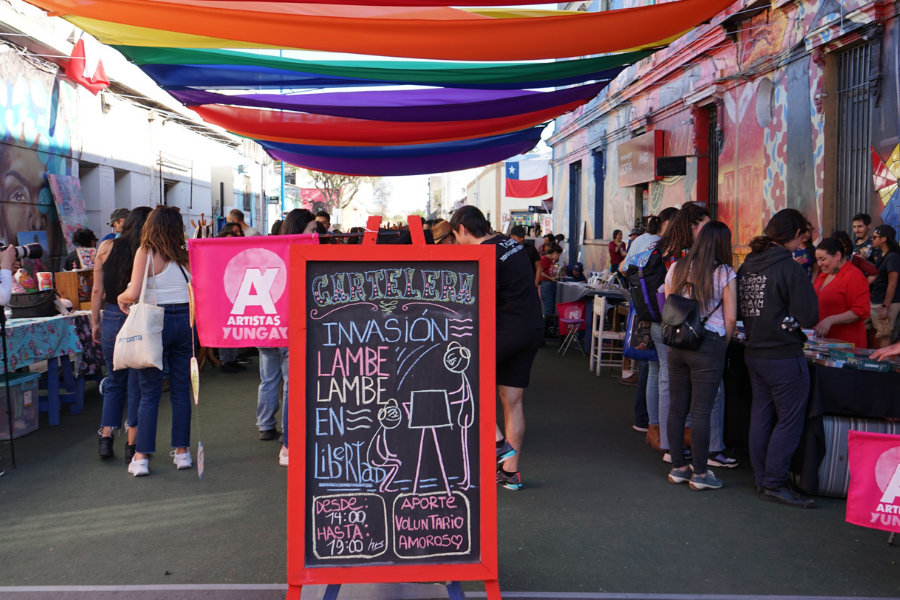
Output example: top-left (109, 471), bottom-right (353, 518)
top-left (847, 430), bottom-right (900, 533)
top-left (188, 234), bottom-right (318, 348)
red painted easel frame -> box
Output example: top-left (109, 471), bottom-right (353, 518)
top-left (287, 216), bottom-right (501, 600)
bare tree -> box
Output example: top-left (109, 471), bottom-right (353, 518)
top-left (306, 171), bottom-right (379, 213)
top-left (372, 178), bottom-right (393, 217)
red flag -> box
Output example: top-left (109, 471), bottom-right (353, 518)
top-left (65, 39), bottom-right (109, 95)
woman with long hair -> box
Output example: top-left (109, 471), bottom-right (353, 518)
top-left (649, 202), bottom-right (710, 456)
top-left (737, 209), bottom-right (819, 507)
top-left (869, 225), bottom-right (900, 348)
top-left (813, 237), bottom-right (870, 348)
top-left (264, 208), bottom-right (318, 467)
top-left (664, 222), bottom-right (737, 490)
top-left (118, 206), bottom-right (194, 477)
top-left (92, 206), bottom-right (153, 462)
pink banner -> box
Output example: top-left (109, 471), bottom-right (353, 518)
top-left (187, 234), bottom-right (317, 348)
top-left (847, 431), bottom-right (900, 533)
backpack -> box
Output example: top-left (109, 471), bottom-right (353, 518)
top-left (625, 248), bottom-right (666, 322)
top-left (660, 283), bottom-right (722, 351)
top-left (623, 302), bottom-right (658, 361)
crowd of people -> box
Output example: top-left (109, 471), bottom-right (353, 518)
top-left (3, 198), bottom-right (900, 494)
top-left (622, 203), bottom-right (900, 507)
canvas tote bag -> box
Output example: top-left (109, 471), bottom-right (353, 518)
top-left (113, 250), bottom-right (165, 371)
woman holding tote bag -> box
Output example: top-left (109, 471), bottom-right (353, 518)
top-left (117, 206), bottom-right (193, 477)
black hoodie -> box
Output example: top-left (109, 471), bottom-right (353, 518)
top-left (737, 245), bottom-right (819, 359)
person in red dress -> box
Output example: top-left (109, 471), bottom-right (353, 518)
top-left (813, 237), bottom-right (870, 348)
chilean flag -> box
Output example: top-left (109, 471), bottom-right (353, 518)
top-left (505, 160), bottom-right (549, 198)
top-left (65, 39), bottom-right (110, 96)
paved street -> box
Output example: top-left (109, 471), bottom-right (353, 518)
top-left (1, 347), bottom-right (899, 598)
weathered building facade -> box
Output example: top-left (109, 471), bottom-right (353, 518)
top-left (549, 0), bottom-right (900, 271)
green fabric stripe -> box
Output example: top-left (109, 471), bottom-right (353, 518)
top-left (113, 45), bottom-right (655, 84)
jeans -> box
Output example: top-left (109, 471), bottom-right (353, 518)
top-left (99, 304), bottom-right (141, 430)
top-left (746, 355), bottom-right (809, 488)
top-left (633, 360), bottom-right (649, 428)
top-left (651, 322), bottom-right (674, 448)
top-left (666, 332), bottom-right (727, 474)
top-left (282, 349), bottom-right (290, 449)
top-left (257, 347), bottom-right (289, 432)
top-left (647, 357), bottom-right (660, 426)
top-left (539, 281), bottom-right (557, 316)
top-left (220, 347), bottom-right (238, 364)
top-left (709, 382), bottom-right (725, 453)
top-left (136, 305), bottom-right (193, 454)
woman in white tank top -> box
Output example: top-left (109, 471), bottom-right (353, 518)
top-left (117, 206), bottom-right (194, 477)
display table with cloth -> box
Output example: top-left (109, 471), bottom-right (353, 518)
top-left (0, 312), bottom-right (104, 425)
top-left (557, 282), bottom-right (626, 352)
top-left (723, 342), bottom-right (900, 494)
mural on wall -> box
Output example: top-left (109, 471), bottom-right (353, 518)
top-left (551, 0), bottom-right (898, 272)
top-left (0, 52), bottom-right (78, 269)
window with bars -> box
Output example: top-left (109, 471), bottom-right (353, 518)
top-left (836, 44), bottom-right (874, 229)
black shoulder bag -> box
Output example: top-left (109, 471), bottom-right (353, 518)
top-left (660, 283), bottom-right (722, 351)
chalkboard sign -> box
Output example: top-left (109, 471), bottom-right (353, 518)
top-left (288, 242), bottom-right (498, 591)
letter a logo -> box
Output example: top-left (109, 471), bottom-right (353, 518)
top-left (881, 464), bottom-right (900, 504)
top-left (232, 268), bottom-right (279, 314)
top-left (223, 248), bottom-right (287, 316)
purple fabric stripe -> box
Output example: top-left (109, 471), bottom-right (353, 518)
top-left (169, 82), bottom-right (605, 122)
top-left (266, 137), bottom-right (540, 177)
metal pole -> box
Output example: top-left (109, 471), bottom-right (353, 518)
top-left (279, 49), bottom-right (286, 219)
top-left (1, 309), bottom-right (16, 468)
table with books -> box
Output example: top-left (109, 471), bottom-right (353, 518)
top-left (724, 333), bottom-right (900, 497)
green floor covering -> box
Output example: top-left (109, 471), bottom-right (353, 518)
top-left (0, 348), bottom-right (899, 596)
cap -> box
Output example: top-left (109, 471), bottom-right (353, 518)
top-left (108, 208), bottom-right (130, 226)
top-left (509, 225), bottom-right (527, 237)
top-left (630, 228), bottom-right (641, 236)
top-left (875, 224), bottom-right (897, 242)
top-left (573, 262), bottom-right (584, 271)
top-left (431, 221), bottom-right (452, 244)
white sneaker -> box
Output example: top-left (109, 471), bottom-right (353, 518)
top-left (279, 447), bottom-right (288, 467)
top-left (128, 458), bottom-right (149, 476)
top-left (171, 450), bottom-right (193, 470)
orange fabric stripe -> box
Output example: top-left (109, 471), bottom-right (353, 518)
top-left (32, 0), bottom-right (735, 61)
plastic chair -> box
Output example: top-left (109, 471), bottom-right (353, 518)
top-left (557, 300), bottom-right (586, 357)
top-left (589, 295), bottom-right (626, 375)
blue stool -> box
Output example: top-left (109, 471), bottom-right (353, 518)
top-left (38, 355), bottom-right (84, 426)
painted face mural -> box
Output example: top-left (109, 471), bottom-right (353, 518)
top-left (0, 53), bottom-right (76, 266)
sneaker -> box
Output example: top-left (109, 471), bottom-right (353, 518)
top-left (497, 469), bottom-right (522, 490)
top-left (496, 439), bottom-right (517, 465)
top-left (708, 452), bottom-right (739, 469)
top-left (259, 429), bottom-right (278, 441)
top-left (617, 373), bottom-right (639, 387)
top-left (220, 362), bottom-right (240, 374)
top-left (279, 447), bottom-right (289, 467)
top-left (633, 425), bottom-right (649, 433)
top-left (662, 449), bottom-right (691, 464)
top-left (128, 458), bottom-right (149, 477)
top-left (236, 357), bottom-right (252, 365)
top-left (758, 485), bottom-right (815, 508)
top-left (668, 467), bottom-right (691, 484)
top-left (171, 450), bottom-right (193, 470)
top-left (689, 470), bottom-right (723, 490)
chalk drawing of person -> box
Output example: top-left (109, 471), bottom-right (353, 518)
top-left (366, 399), bottom-right (403, 493)
top-left (444, 342), bottom-right (473, 490)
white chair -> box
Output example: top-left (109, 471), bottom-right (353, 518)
top-left (589, 295), bottom-right (626, 375)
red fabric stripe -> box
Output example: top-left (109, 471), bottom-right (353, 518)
top-left (506, 177), bottom-right (547, 198)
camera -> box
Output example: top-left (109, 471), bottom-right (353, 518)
top-left (0, 243), bottom-right (43, 260)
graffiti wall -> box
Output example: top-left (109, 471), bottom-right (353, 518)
top-left (0, 51), bottom-right (79, 270)
top-left (550, 0), bottom-right (899, 272)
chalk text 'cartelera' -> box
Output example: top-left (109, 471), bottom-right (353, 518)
top-left (312, 268), bottom-right (475, 308)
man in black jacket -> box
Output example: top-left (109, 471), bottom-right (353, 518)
top-left (738, 209), bottom-right (819, 508)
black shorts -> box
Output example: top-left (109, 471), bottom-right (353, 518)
top-left (496, 328), bottom-right (543, 388)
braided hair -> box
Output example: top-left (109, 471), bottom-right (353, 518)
top-left (656, 202), bottom-right (709, 260)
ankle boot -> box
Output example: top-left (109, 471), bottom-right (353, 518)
top-left (125, 444), bottom-right (137, 463)
top-left (645, 424), bottom-right (662, 451)
top-left (684, 427), bottom-right (692, 449)
top-left (98, 435), bottom-right (114, 459)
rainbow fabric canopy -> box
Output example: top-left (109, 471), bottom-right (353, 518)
top-left (34, 0), bottom-right (733, 175)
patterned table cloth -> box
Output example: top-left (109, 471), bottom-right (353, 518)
top-left (1, 312), bottom-right (103, 375)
